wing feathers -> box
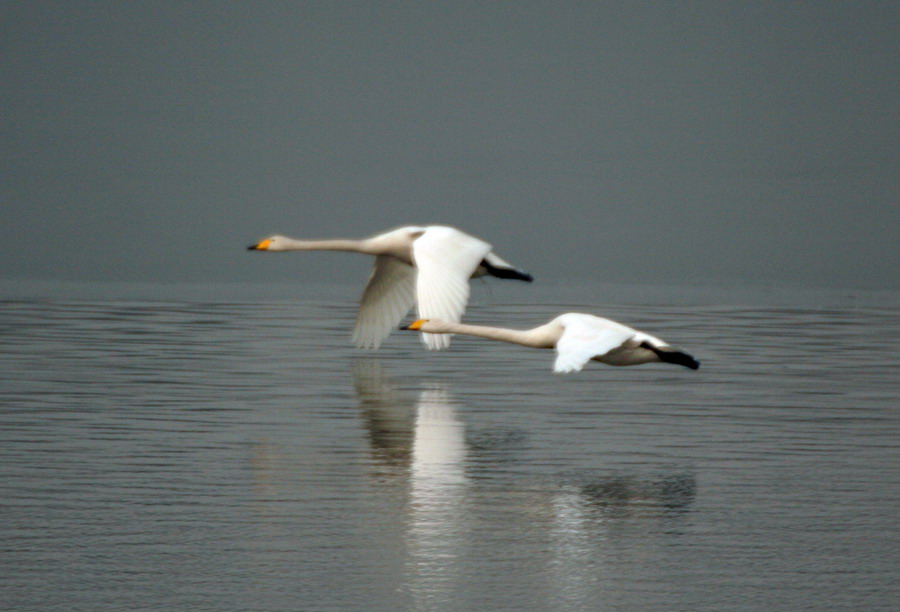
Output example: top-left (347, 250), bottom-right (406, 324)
top-left (553, 314), bottom-right (635, 373)
top-left (413, 227), bottom-right (491, 350)
top-left (353, 256), bottom-right (416, 349)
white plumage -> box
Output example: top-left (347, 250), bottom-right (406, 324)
top-left (402, 313), bottom-right (700, 373)
top-left (248, 225), bottom-right (532, 349)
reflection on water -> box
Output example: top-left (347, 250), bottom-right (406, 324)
top-left (351, 359), bottom-right (698, 610)
top-left (579, 473), bottom-right (695, 514)
top-left (352, 359), bottom-right (416, 470)
top-left (353, 361), bottom-right (470, 606)
top-left (407, 386), bottom-right (468, 607)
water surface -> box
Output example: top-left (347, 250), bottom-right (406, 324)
top-left (1, 282), bottom-right (897, 610)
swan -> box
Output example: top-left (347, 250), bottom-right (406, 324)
top-left (401, 313), bottom-right (700, 373)
top-left (248, 225), bottom-right (532, 349)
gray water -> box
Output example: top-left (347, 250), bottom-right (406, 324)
top-left (1, 282), bottom-right (898, 611)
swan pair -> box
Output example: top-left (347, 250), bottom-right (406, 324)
top-left (248, 225), bottom-right (699, 373)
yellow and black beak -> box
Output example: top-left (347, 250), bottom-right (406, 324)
top-left (400, 319), bottom-right (427, 331)
top-left (247, 238), bottom-right (272, 251)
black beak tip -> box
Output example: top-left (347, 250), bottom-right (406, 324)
top-left (247, 244), bottom-right (258, 250)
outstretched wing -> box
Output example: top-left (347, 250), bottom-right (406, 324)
top-left (553, 314), bottom-right (635, 373)
top-left (413, 226), bottom-right (492, 350)
top-left (353, 255), bottom-right (416, 349)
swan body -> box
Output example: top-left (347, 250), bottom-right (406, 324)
top-left (248, 225), bottom-right (532, 349)
top-left (401, 313), bottom-right (700, 373)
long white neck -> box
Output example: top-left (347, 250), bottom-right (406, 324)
top-left (423, 321), bottom-right (558, 349)
top-left (275, 237), bottom-right (377, 254)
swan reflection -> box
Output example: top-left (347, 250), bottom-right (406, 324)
top-left (352, 359), bottom-right (416, 471)
top-left (351, 360), bottom-right (696, 608)
top-left (352, 359), bottom-right (468, 605)
top-left (548, 473), bottom-right (696, 603)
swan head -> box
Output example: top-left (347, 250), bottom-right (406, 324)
top-left (400, 318), bottom-right (453, 334)
top-left (247, 235), bottom-right (287, 251)
top-left (400, 319), bottom-right (429, 331)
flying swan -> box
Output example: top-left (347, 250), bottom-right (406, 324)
top-left (248, 225), bottom-right (532, 349)
top-left (401, 313), bottom-right (700, 373)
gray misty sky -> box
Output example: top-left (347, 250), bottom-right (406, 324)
top-left (2, 1), bottom-right (898, 289)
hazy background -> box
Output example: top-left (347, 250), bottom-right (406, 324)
top-left (3, 1), bottom-right (897, 290)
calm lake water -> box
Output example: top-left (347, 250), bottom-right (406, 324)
top-left (1, 281), bottom-right (898, 611)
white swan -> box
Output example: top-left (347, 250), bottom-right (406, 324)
top-left (401, 313), bottom-right (700, 373)
top-left (248, 225), bottom-right (532, 349)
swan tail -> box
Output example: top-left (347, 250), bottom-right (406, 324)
top-left (480, 254), bottom-right (533, 282)
top-left (641, 342), bottom-right (700, 370)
